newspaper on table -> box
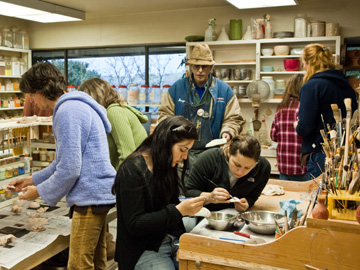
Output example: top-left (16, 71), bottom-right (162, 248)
top-left (0, 198), bottom-right (71, 269)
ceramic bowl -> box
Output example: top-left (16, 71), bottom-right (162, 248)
top-left (284, 59), bottom-right (300, 71)
top-left (261, 48), bottom-right (274, 56)
top-left (274, 45), bottom-right (290, 56)
top-left (261, 66), bottom-right (274, 72)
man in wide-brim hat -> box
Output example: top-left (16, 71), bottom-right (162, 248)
top-left (159, 43), bottom-right (245, 162)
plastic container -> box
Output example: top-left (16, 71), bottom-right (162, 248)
top-left (2, 28), bottom-right (13, 47)
top-left (0, 57), bottom-right (5, 76)
top-left (40, 162), bottom-right (50, 170)
top-left (139, 85), bottom-right (149, 104)
top-left (161, 84), bottom-right (171, 104)
top-left (311, 21), bottom-right (325, 37)
top-left (118, 85), bottom-right (127, 100)
top-left (11, 57), bottom-right (20, 77)
top-left (127, 83), bottom-right (139, 105)
top-left (67, 85), bottom-right (76, 92)
top-left (294, 14), bottom-right (307, 38)
top-left (20, 59), bottom-right (27, 75)
top-left (18, 162), bottom-right (25, 175)
top-left (151, 85), bottom-right (161, 105)
top-left (0, 168), bottom-right (5, 180)
top-left (262, 76), bottom-right (274, 99)
top-left (5, 57), bottom-right (12, 76)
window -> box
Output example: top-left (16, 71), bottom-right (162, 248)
top-left (32, 45), bottom-right (186, 89)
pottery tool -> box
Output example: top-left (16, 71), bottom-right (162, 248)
top-left (218, 237), bottom-right (245, 242)
top-left (274, 219), bottom-right (283, 235)
top-left (204, 175), bottom-right (233, 199)
top-left (233, 231), bottom-right (256, 239)
top-left (284, 210), bottom-right (289, 233)
top-left (342, 98), bottom-right (352, 187)
top-left (331, 104), bottom-right (342, 147)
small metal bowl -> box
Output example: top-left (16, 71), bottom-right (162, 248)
top-left (241, 210), bottom-right (286, 235)
top-left (206, 212), bottom-right (238, 231)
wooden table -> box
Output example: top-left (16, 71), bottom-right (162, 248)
top-left (178, 179), bottom-right (360, 270)
top-left (0, 198), bottom-right (117, 270)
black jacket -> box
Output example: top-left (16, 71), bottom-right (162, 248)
top-left (114, 155), bottom-right (184, 270)
top-left (185, 147), bottom-right (271, 211)
top-left (296, 69), bottom-right (357, 155)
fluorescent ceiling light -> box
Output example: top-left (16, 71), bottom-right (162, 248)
top-left (0, 0), bottom-right (85, 23)
top-left (227, 0), bottom-right (298, 9)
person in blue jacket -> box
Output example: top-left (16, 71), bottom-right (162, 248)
top-left (10, 62), bottom-right (116, 270)
top-left (158, 43), bottom-right (245, 162)
top-left (295, 43), bottom-right (357, 178)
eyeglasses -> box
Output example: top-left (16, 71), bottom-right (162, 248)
top-left (192, 65), bottom-right (212, 71)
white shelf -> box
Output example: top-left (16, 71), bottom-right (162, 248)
top-left (0, 91), bottom-right (22, 93)
top-left (0, 117), bottom-right (52, 131)
top-left (260, 55), bottom-right (301, 59)
top-left (31, 141), bottom-right (56, 149)
top-left (238, 98), bottom-right (281, 104)
top-left (224, 80), bottom-right (252, 84)
top-left (260, 71), bottom-right (306, 75)
top-left (0, 107), bottom-right (23, 111)
top-left (214, 62), bottom-right (256, 66)
top-left (0, 46), bottom-right (31, 53)
top-left (0, 75), bottom-right (22, 79)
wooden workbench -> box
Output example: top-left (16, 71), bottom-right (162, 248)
top-left (178, 179), bottom-right (360, 270)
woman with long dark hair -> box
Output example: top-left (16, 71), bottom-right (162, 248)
top-left (113, 116), bottom-right (205, 270)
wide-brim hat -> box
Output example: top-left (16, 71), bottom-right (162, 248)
top-left (187, 44), bottom-right (215, 65)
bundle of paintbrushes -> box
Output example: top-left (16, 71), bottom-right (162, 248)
top-left (316, 98), bottom-right (360, 220)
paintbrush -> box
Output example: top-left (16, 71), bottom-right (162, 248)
top-left (331, 104), bottom-right (342, 147)
top-left (203, 175), bottom-right (233, 199)
top-left (342, 98), bottom-right (352, 187)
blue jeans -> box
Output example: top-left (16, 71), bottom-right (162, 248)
top-left (279, 173), bottom-right (310, 181)
top-left (135, 235), bottom-right (179, 270)
top-left (306, 152), bottom-right (325, 179)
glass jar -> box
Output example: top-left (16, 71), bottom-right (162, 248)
top-left (127, 83), bottom-right (139, 105)
top-left (32, 150), bottom-right (40, 161)
top-left (12, 164), bottom-right (19, 176)
top-left (294, 14), bottom-right (307, 38)
top-left (275, 79), bottom-right (286, 89)
top-left (161, 84), bottom-right (171, 104)
top-left (11, 26), bottom-right (22, 49)
top-left (47, 151), bottom-right (55, 162)
top-left (262, 76), bottom-right (275, 99)
top-left (151, 85), bottom-right (161, 105)
top-left (40, 151), bottom-right (47, 161)
top-left (5, 166), bottom-right (13, 178)
top-left (2, 28), bottom-right (13, 47)
top-left (139, 85), bottom-right (149, 104)
top-left (20, 30), bottom-right (29, 50)
top-left (118, 85), bottom-right (127, 100)
top-left (11, 57), bottom-right (20, 77)
top-left (238, 85), bottom-right (247, 98)
top-left (0, 167), bottom-right (5, 180)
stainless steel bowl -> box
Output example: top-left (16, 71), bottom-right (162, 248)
top-left (206, 212), bottom-right (237, 231)
top-left (241, 210), bottom-right (286, 235)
